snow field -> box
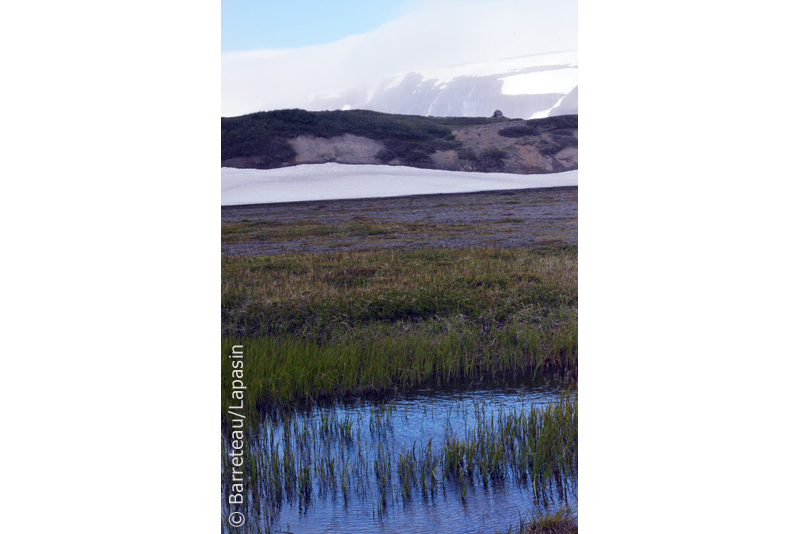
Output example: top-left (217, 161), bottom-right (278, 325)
top-left (222, 163), bottom-right (578, 205)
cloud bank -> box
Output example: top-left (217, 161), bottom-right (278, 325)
top-left (222, 0), bottom-right (577, 117)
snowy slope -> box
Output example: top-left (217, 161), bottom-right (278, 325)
top-left (309, 52), bottom-right (577, 120)
top-left (222, 163), bottom-right (578, 206)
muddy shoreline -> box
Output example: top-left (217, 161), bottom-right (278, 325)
top-left (222, 186), bottom-right (577, 256)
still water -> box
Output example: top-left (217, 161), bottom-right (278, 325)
top-left (222, 377), bottom-right (577, 534)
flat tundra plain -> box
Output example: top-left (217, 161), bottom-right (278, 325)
top-left (221, 186), bottom-right (577, 256)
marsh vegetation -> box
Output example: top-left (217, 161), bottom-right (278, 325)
top-left (221, 382), bottom-right (577, 534)
top-left (222, 245), bottom-right (577, 414)
top-left (222, 193), bottom-right (578, 533)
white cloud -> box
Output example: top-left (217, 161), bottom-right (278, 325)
top-left (222, 0), bottom-right (577, 116)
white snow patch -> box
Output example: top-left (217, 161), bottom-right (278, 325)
top-left (500, 68), bottom-right (577, 96)
top-left (342, 104), bottom-right (352, 111)
top-left (222, 163), bottom-right (578, 206)
top-left (415, 51), bottom-right (578, 86)
top-left (528, 92), bottom-right (570, 119)
top-left (383, 75), bottom-right (407, 91)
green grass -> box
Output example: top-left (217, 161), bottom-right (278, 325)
top-left (222, 245), bottom-right (577, 412)
top-left (498, 505), bottom-right (578, 534)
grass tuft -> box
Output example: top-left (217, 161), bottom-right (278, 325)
top-left (505, 505), bottom-right (578, 534)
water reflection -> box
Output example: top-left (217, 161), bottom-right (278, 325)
top-left (222, 376), bottom-right (577, 534)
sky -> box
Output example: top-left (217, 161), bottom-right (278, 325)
top-left (221, 0), bottom-right (578, 116)
top-left (222, 0), bottom-right (413, 51)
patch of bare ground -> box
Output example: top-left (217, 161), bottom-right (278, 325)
top-left (447, 121), bottom-right (578, 174)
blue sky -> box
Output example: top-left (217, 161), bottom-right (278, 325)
top-left (222, 0), bottom-right (415, 51)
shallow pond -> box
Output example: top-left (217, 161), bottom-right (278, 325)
top-left (222, 377), bottom-right (577, 534)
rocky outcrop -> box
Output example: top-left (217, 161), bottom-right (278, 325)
top-left (289, 134), bottom-right (384, 165)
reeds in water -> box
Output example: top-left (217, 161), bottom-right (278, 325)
top-left (221, 394), bottom-right (577, 532)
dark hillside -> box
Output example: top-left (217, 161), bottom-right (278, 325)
top-left (222, 109), bottom-right (577, 174)
top-left (498, 114), bottom-right (578, 137)
top-left (222, 109), bottom-right (508, 166)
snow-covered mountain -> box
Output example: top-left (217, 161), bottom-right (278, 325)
top-left (222, 0), bottom-right (577, 118)
top-left (309, 51), bottom-right (577, 120)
